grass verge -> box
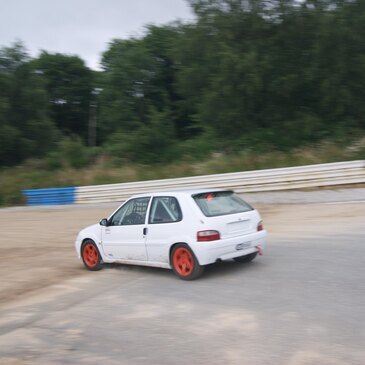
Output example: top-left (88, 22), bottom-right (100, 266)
top-left (0, 139), bottom-right (364, 207)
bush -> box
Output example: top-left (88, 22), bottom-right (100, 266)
top-left (178, 133), bottom-right (216, 160)
top-left (46, 136), bottom-right (98, 169)
top-left (105, 108), bottom-right (177, 164)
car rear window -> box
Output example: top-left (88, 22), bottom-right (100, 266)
top-left (193, 191), bottom-right (253, 217)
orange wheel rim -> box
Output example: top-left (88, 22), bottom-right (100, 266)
top-left (83, 243), bottom-right (98, 268)
top-left (173, 247), bottom-right (194, 276)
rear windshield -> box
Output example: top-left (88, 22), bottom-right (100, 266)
top-left (193, 191), bottom-right (253, 217)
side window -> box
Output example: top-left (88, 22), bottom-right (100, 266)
top-left (110, 197), bottom-right (150, 226)
top-left (149, 197), bottom-right (182, 224)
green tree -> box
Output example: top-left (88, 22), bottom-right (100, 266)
top-left (31, 52), bottom-right (93, 140)
top-left (99, 24), bottom-right (189, 143)
top-left (0, 42), bottom-right (57, 165)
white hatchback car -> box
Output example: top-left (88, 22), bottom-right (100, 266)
top-left (75, 189), bottom-right (267, 280)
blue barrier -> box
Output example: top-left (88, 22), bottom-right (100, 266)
top-left (22, 187), bottom-right (76, 206)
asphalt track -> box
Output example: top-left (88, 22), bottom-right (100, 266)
top-left (0, 200), bottom-right (364, 365)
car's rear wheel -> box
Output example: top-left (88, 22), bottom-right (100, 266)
top-left (81, 240), bottom-right (102, 271)
top-left (234, 252), bottom-right (258, 263)
top-left (171, 244), bottom-right (204, 280)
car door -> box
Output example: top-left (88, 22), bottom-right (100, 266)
top-left (101, 197), bottom-right (150, 261)
top-left (145, 196), bottom-right (183, 264)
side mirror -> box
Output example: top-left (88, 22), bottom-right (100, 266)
top-left (99, 218), bottom-right (109, 226)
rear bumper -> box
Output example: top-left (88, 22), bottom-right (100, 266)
top-left (191, 230), bottom-right (267, 266)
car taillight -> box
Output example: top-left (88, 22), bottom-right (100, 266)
top-left (257, 221), bottom-right (264, 231)
top-left (197, 230), bottom-right (220, 241)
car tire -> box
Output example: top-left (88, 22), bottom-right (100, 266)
top-left (171, 244), bottom-right (204, 280)
top-left (81, 240), bottom-right (103, 271)
top-left (234, 252), bottom-right (258, 263)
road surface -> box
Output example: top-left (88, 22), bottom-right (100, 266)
top-left (0, 201), bottom-right (364, 364)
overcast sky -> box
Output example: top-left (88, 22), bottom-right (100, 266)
top-left (0, 0), bottom-right (194, 70)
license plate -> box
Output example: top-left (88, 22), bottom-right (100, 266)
top-left (236, 242), bottom-right (251, 250)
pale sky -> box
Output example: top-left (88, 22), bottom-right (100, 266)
top-left (0, 0), bottom-right (194, 70)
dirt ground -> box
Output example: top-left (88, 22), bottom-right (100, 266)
top-left (1, 201), bottom-right (364, 306)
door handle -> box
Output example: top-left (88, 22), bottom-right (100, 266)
top-left (105, 228), bottom-right (111, 234)
top-left (143, 227), bottom-right (148, 236)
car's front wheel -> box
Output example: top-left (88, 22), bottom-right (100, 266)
top-left (171, 244), bottom-right (204, 280)
top-left (81, 240), bottom-right (102, 271)
top-left (234, 252), bottom-right (258, 263)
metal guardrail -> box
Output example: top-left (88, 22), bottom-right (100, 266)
top-left (22, 187), bottom-right (76, 206)
top-left (75, 160), bottom-right (365, 204)
top-left (22, 160), bottom-right (365, 206)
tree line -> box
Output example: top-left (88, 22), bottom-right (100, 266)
top-left (0, 0), bottom-right (364, 167)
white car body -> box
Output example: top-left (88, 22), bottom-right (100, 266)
top-left (75, 189), bottom-right (267, 271)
